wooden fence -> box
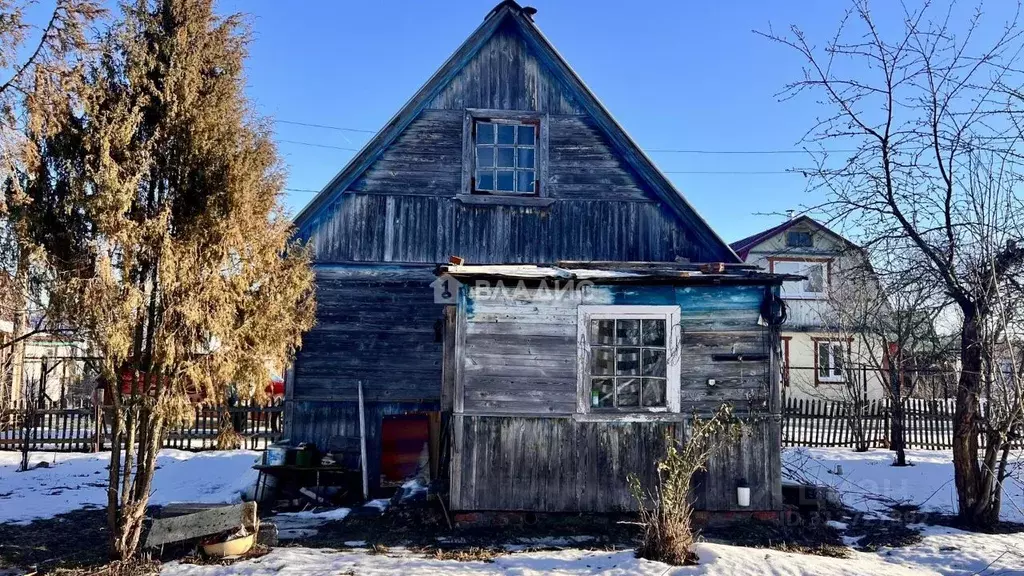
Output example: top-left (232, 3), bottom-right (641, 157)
top-left (782, 396), bottom-right (1021, 450)
top-left (0, 399), bottom-right (283, 453)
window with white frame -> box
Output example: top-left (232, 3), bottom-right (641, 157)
top-left (473, 119), bottom-right (537, 195)
top-left (816, 340), bottom-right (846, 383)
top-left (772, 259), bottom-right (828, 299)
top-left (578, 306), bottom-right (681, 412)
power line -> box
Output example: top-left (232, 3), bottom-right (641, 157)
top-left (284, 168), bottom-right (798, 196)
top-left (276, 119), bottom-right (377, 134)
top-left (274, 118), bottom-right (855, 155)
top-left (648, 148), bottom-right (857, 155)
top-left (663, 170), bottom-right (796, 175)
top-left (277, 139), bottom-right (362, 152)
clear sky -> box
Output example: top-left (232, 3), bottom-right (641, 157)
top-left (213, 0), bottom-right (1014, 243)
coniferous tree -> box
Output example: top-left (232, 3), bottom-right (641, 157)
top-left (23, 0), bottom-right (315, 558)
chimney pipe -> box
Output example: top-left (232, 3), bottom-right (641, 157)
top-left (786, 209), bottom-right (796, 221)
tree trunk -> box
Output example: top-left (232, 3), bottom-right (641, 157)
top-left (951, 308), bottom-right (995, 527)
top-left (890, 363), bottom-right (907, 466)
top-left (6, 254), bottom-right (29, 407)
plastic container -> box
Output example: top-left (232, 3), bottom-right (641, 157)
top-left (295, 446), bottom-right (315, 467)
top-left (202, 533), bottom-right (255, 558)
top-left (264, 446), bottom-right (287, 466)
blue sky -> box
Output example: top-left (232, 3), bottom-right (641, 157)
top-left (214, 0), bottom-right (1010, 242)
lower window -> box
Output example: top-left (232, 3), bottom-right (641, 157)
top-left (816, 340), bottom-right (846, 383)
top-left (578, 306), bottom-right (681, 413)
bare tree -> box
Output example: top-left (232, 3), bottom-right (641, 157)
top-left (760, 1), bottom-right (1024, 526)
top-left (823, 248), bottom-right (955, 463)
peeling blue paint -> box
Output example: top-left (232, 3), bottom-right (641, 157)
top-left (608, 285), bottom-right (763, 310)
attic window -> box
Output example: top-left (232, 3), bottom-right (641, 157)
top-left (786, 231), bottom-right (813, 248)
top-left (473, 119), bottom-right (537, 195)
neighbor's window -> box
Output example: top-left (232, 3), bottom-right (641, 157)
top-left (786, 230), bottom-right (813, 248)
top-left (578, 306), bottom-right (681, 413)
top-left (474, 120), bottom-right (537, 194)
top-left (816, 340), bottom-right (846, 384)
top-left (773, 259), bottom-right (827, 299)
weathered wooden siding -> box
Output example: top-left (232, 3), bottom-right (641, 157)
top-left (452, 416), bottom-right (684, 512)
top-left (695, 419), bottom-right (783, 511)
top-left (294, 269), bottom-right (442, 403)
top-left (308, 194), bottom-right (700, 265)
top-left (306, 109), bottom-right (711, 264)
top-left (450, 282), bottom-right (783, 512)
top-left (427, 21), bottom-right (583, 114)
top-left (451, 415), bottom-right (780, 512)
top-left (459, 284), bottom-right (771, 416)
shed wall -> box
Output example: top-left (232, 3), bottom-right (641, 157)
top-left (450, 283), bottom-right (784, 512)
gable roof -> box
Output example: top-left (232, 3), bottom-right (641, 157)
top-left (730, 215), bottom-right (859, 260)
top-left (292, 0), bottom-right (739, 263)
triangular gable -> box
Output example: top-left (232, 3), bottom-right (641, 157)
top-left (293, 0), bottom-right (739, 263)
top-left (730, 215), bottom-right (861, 260)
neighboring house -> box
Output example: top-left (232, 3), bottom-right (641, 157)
top-left (731, 215), bottom-right (888, 402)
top-left (289, 0), bottom-right (785, 515)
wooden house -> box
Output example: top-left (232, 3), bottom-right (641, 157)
top-left (288, 0), bottom-right (777, 503)
top-left (439, 263), bottom-right (790, 513)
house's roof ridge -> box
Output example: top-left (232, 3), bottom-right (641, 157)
top-left (730, 215), bottom-right (814, 256)
top-left (731, 215), bottom-right (862, 260)
top-left (291, 1), bottom-right (740, 263)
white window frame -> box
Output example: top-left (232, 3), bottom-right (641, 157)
top-left (816, 340), bottom-right (846, 384)
top-left (771, 259), bottom-right (829, 300)
top-left (576, 305), bottom-right (681, 414)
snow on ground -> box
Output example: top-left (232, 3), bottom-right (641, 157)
top-left (0, 449), bottom-right (259, 524)
top-left (160, 533), bottom-right (1024, 576)
top-left (1, 447), bottom-right (1022, 574)
top-left (782, 447), bottom-right (1024, 523)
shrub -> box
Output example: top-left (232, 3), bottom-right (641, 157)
top-left (628, 404), bottom-right (738, 565)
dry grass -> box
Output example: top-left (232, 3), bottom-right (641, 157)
top-left (423, 546), bottom-right (501, 562)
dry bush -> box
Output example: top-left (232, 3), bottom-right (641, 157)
top-left (215, 412), bottom-right (243, 450)
top-left (629, 404), bottom-right (738, 566)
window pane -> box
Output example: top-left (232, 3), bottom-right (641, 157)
top-left (592, 378), bottom-right (614, 408)
top-left (496, 170), bottom-right (514, 191)
top-left (786, 231), bottom-right (813, 247)
top-left (832, 343), bottom-right (844, 376)
top-left (642, 319), bottom-right (665, 346)
top-left (591, 319), bottom-right (614, 345)
top-left (476, 170), bottom-right (495, 191)
top-left (615, 347), bottom-right (640, 376)
top-left (497, 124), bottom-right (516, 145)
top-left (805, 264), bottom-right (824, 293)
top-left (476, 145), bottom-right (494, 167)
top-left (642, 378), bottom-right (666, 407)
top-left (615, 319), bottom-right (640, 345)
top-left (476, 122), bottom-right (494, 144)
top-left (616, 378), bottom-right (639, 407)
top-left (518, 125), bottom-right (535, 145)
top-left (591, 348), bottom-right (615, 376)
top-left (516, 170), bottom-right (535, 193)
top-left (817, 342), bottom-right (830, 377)
top-left (642, 348), bottom-right (666, 377)
top-left (517, 147), bottom-right (535, 168)
top-left (496, 147), bottom-right (515, 168)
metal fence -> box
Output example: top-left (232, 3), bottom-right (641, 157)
top-left (0, 399), bottom-right (283, 453)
